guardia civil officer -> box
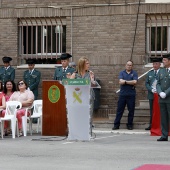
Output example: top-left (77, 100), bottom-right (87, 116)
top-left (112, 60), bottom-right (138, 130)
top-left (0, 56), bottom-right (15, 85)
top-left (156, 54), bottom-right (170, 141)
top-left (23, 59), bottom-right (41, 100)
top-left (53, 53), bottom-right (75, 81)
top-left (145, 58), bottom-right (162, 130)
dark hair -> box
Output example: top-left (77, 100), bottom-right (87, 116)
top-left (0, 81), bottom-right (3, 92)
top-left (3, 80), bottom-right (16, 94)
top-left (17, 80), bottom-right (28, 91)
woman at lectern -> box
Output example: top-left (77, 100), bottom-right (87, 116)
top-left (70, 57), bottom-right (97, 128)
top-left (70, 57), bottom-right (97, 87)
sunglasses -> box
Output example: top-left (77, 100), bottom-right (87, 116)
top-left (18, 82), bottom-right (24, 86)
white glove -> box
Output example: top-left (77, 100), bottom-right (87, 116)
top-left (151, 89), bottom-right (156, 93)
top-left (159, 92), bottom-right (166, 99)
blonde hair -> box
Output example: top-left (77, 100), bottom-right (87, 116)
top-left (77, 57), bottom-right (89, 75)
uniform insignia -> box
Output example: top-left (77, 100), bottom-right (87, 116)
top-left (32, 75), bottom-right (37, 78)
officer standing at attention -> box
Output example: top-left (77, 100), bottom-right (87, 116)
top-left (145, 58), bottom-right (162, 130)
top-left (156, 54), bottom-right (170, 141)
top-left (112, 60), bottom-right (138, 130)
top-left (53, 53), bottom-right (75, 81)
top-left (0, 56), bottom-right (15, 86)
top-left (23, 59), bottom-right (41, 100)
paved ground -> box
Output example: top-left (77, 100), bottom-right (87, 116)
top-left (0, 127), bottom-right (170, 170)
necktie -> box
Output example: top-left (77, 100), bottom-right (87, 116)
top-left (154, 70), bottom-right (157, 76)
top-left (29, 70), bottom-right (32, 75)
top-left (63, 69), bottom-right (66, 73)
top-left (167, 68), bottom-right (169, 73)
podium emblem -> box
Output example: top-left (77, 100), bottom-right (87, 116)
top-left (48, 85), bottom-right (60, 103)
top-left (73, 91), bottom-right (82, 103)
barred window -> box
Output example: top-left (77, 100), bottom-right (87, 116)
top-left (19, 18), bottom-right (66, 64)
top-left (146, 15), bottom-right (170, 61)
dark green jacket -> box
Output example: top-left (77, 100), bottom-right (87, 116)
top-left (23, 69), bottom-right (41, 100)
top-left (0, 66), bottom-right (15, 85)
top-left (145, 69), bottom-right (160, 100)
top-left (53, 66), bottom-right (75, 80)
top-left (156, 68), bottom-right (170, 103)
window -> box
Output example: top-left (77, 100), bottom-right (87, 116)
top-left (150, 27), bottom-right (167, 52)
top-left (19, 18), bottom-right (66, 64)
top-left (146, 15), bottom-right (170, 61)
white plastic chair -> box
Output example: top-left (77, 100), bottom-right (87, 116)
top-left (1, 101), bottom-right (22, 139)
top-left (29, 100), bottom-right (42, 135)
top-left (21, 107), bottom-right (29, 137)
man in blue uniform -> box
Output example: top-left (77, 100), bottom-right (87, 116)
top-left (0, 56), bottom-right (15, 85)
top-left (23, 59), bottom-right (41, 100)
top-left (156, 54), bottom-right (170, 141)
top-left (112, 60), bottom-right (138, 130)
top-left (145, 58), bottom-right (162, 130)
top-left (53, 53), bottom-right (75, 81)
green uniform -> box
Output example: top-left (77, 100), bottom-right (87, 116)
top-left (145, 69), bottom-right (161, 126)
top-left (53, 66), bottom-right (75, 81)
top-left (156, 68), bottom-right (170, 138)
top-left (0, 66), bottom-right (15, 85)
top-left (24, 69), bottom-right (41, 100)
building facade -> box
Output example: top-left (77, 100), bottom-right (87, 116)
top-left (0, 0), bottom-right (169, 117)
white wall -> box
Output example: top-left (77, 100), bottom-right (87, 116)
top-left (145, 0), bottom-right (170, 3)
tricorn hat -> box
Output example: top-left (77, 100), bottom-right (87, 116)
top-left (2, 56), bottom-right (12, 63)
top-left (151, 58), bottom-right (162, 63)
top-left (27, 59), bottom-right (36, 65)
top-left (60, 53), bottom-right (72, 60)
top-left (162, 53), bottom-right (170, 59)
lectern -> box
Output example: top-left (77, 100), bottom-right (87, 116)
top-left (62, 79), bottom-right (91, 141)
top-left (42, 80), bottom-right (67, 136)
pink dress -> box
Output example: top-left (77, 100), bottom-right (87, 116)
top-left (4, 93), bottom-right (13, 102)
top-left (1, 92), bottom-right (13, 128)
top-left (0, 93), bottom-right (4, 106)
top-left (9, 90), bottom-right (34, 129)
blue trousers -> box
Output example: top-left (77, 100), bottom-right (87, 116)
top-left (114, 95), bottom-right (136, 127)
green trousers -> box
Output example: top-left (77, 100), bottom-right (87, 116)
top-left (159, 103), bottom-right (170, 138)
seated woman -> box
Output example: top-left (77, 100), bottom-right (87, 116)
top-left (0, 80), bottom-right (3, 93)
top-left (1, 80), bottom-right (16, 135)
top-left (0, 81), bottom-right (6, 133)
top-left (3, 80), bottom-right (16, 101)
top-left (0, 81), bottom-right (6, 112)
top-left (9, 80), bottom-right (34, 136)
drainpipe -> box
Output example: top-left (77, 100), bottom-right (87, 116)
top-left (71, 8), bottom-right (73, 62)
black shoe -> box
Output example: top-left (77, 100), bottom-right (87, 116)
top-left (157, 137), bottom-right (168, 141)
top-left (127, 126), bottom-right (133, 130)
top-left (145, 126), bottom-right (151, 130)
top-left (112, 126), bottom-right (119, 130)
